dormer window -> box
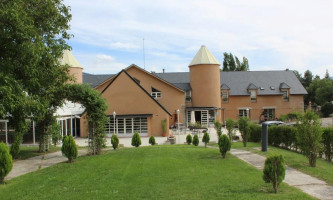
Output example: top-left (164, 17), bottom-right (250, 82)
top-left (151, 87), bottom-right (161, 99)
top-left (185, 90), bottom-right (191, 102)
top-left (282, 89), bottom-right (289, 101)
top-left (279, 82), bottom-right (290, 102)
top-left (247, 83), bottom-right (258, 103)
top-left (250, 90), bottom-right (257, 102)
top-left (221, 90), bottom-right (229, 103)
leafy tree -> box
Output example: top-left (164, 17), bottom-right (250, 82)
top-left (325, 69), bottom-right (330, 79)
top-left (263, 154), bottom-right (285, 193)
top-left (0, 142), bottom-right (13, 184)
top-left (218, 135), bottom-right (231, 158)
top-left (0, 0), bottom-right (72, 152)
top-left (238, 117), bottom-right (250, 147)
top-left (192, 134), bottom-right (199, 146)
top-left (131, 132), bottom-right (141, 147)
top-left (222, 53), bottom-right (249, 71)
top-left (111, 134), bottom-right (119, 150)
top-left (149, 136), bottom-right (156, 146)
top-left (302, 70), bottom-right (313, 88)
top-left (226, 118), bottom-right (236, 142)
top-left (61, 135), bottom-right (78, 163)
top-left (296, 111), bottom-right (322, 167)
top-left (186, 134), bottom-right (192, 145)
top-left (307, 78), bottom-right (333, 108)
top-left (214, 121), bottom-right (222, 138)
top-left (202, 132), bottom-right (210, 148)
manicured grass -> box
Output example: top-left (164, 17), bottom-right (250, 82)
top-left (16, 146), bottom-right (61, 160)
top-left (0, 146), bottom-right (314, 199)
top-left (229, 142), bottom-right (333, 186)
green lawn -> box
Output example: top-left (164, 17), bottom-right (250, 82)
top-left (16, 146), bottom-right (61, 160)
top-left (229, 142), bottom-right (333, 186)
top-left (0, 145), bottom-right (314, 199)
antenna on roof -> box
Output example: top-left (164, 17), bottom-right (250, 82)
top-left (143, 38), bottom-right (146, 69)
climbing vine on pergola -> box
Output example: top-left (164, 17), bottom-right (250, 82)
top-left (64, 84), bottom-right (108, 155)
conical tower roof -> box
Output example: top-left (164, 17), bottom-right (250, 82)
top-left (60, 50), bottom-right (83, 68)
top-left (189, 45), bottom-right (220, 67)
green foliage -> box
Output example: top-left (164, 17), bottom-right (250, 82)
top-left (248, 123), bottom-right (262, 143)
top-left (280, 112), bottom-right (302, 122)
top-left (0, 0), bottom-right (73, 153)
top-left (202, 132), bottom-right (210, 148)
top-left (186, 134), bottom-right (192, 145)
top-left (149, 136), bottom-right (156, 146)
top-left (306, 77), bottom-right (333, 109)
top-left (131, 132), bottom-right (141, 147)
top-left (218, 135), bottom-right (231, 158)
top-left (222, 52), bottom-right (249, 71)
top-left (61, 135), bottom-right (78, 163)
top-left (321, 128), bottom-right (333, 162)
top-left (268, 125), bottom-right (297, 150)
top-left (10, 139), bottom-right (21, 159)
top-left (65, 84), bottom-right (108, 155)
top-left (0, 142), bottom-right (13, 184)
top-left (47, 120), bottom-right (62, 146)
top-left (263, 154), bottom-right (286, 193)
top-left (111, 134), bottom-right (119, 150)
top-left (238, 117), bottom-right (250, 147)
top-left (214, 120), bottom-right (222, 137)
top-left (321, 102), bottom-right (333, 117)
top-left (161, 119), bottom-right (167, 134)
top-left (192, 134), bottom-right (199, 146)
top-left (226, 118), bottom-right (236, 141)
top-left (296, 111), bottom-right (322, 167)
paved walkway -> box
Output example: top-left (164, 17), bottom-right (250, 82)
top-left (5, 149), bottom-right (87, 181)
top-left (231, 149), bottom-right (333, 200)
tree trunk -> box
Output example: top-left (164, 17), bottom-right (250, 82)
top-left (0, 177), bottom-right (4, 184)
top-left (309, 153), bottom-right (317, 167)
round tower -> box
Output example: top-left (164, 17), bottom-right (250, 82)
top-left (60, 50), bottom-right (83, 84)
top-left (189, 45), bottom-right (221, 108)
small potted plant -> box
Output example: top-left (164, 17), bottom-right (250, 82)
top-left (161, 119), bottom-right (167, 137)
top-left (167, 134), bottom-right (176, 144)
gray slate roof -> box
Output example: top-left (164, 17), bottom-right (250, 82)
top-left (83, 72), bottom-right (113, 88)
top-left (83, 70), bottom-right (307, 96)
top-left (154, 71), bottom-right (307, 95)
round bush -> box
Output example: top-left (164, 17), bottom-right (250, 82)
top-left (61, 135), bottom-right (78, 163)
top-left (10, 139), bottom-right (21, 159)
top-left (193, 134), bottom-right (199, 146)
top-left (111, 134), bottom-right (119, 150)
top-left (202, 132), bottom-right (210, 148)
top-left (263, 154), bottom-right (286, 193)
top-left (131, 132), bottom-right (141, 147)
top-left (149, 136), bottom-right (156, 145)
top-left (218, 135), bottom-right (231, 158)
top-left (0, 142), bottom-right (13, 183)
top-left (186, 134), bottom-right (192, 145)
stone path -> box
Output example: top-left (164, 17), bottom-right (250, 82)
top-left (231, 149), bottom-right (333, 200)
top-left (5, 149), bottom-right (87, 181)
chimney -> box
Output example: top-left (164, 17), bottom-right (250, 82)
top-left (162, 68), bottom-right (165, 73)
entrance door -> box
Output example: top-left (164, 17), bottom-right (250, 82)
top-left (195, 111), bottom-right (201, 124)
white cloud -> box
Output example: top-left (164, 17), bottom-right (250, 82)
top-left (65, 0), bottom-right (333, 76)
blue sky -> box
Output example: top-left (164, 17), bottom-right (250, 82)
top-left (64, 0), bottom-right (333, 77)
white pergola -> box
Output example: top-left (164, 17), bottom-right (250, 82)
top-left (0, 119), bottom-right (9, 144)
top-left (54, 101), bottom-right (85, 137)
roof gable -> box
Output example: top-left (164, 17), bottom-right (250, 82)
top-left (101, 70), bottom-right (171, 116)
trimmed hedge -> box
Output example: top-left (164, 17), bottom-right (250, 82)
top-left (322, 127), bottom-right (333, 162)
top-left (268, 125), bottom-right (297, 150)
top-left (248, 123), bottom-right (261, 143)
top-left (193, 135), bottom-right (199, 146)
